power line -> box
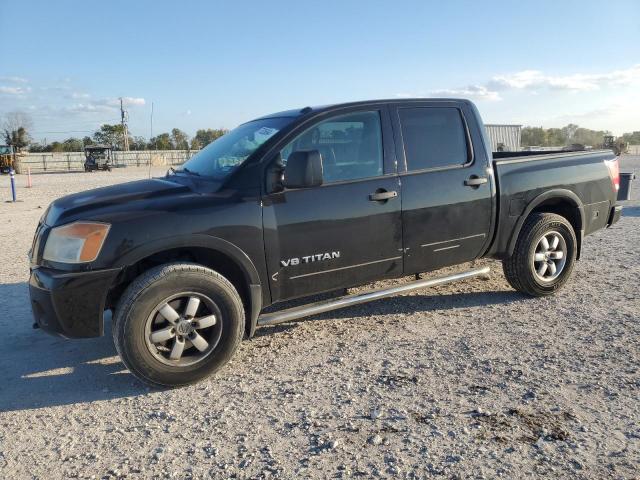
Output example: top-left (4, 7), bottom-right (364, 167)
top-left (32, 130), bottom-right (95, 134)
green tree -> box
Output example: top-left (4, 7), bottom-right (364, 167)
top-left (149, 133), bottom-right (172, 150)
top-left (4, 126), bottom-right (30, 150)
top-left (61, 137), bottom-right (84, 152)
top-left (171, 128), bottom-right (189, 150)
top-left (572, 127), bottom-right (610, 148)
top-left (28, 142), bottom-right (47, 153)
top-left (130, 136), bottom-right (148, 150)
top-left (621, 131), bottom-right (640, 144)
top-left (2, 111), bottom-right (33, 151)
top-left (561, 124), bottom-right (579, 143)
top-left (194, 128), bottom-right (227, 148)
top-left (521, 123), bottom-right (619, 148)
top-left (546, 128), bottom-right (565, 147)
top-left (521, 127), bottom-right (548, 147)
top-left (93, 124), bottom-right (125, 149)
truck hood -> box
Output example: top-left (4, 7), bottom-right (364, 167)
top-left (45, 177), bottom-right (193, 226)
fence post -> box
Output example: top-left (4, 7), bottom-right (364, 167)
top-left (67, 154), bottom-right (71, 171)
top-left (42, 155), bottom-right (46, 171)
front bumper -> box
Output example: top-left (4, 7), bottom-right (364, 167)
top-left (607, 204), bottom-right (622, 227)
top-left (29, 266), bottom-right (121, 338)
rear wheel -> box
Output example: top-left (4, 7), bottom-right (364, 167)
top-left (502, 213), bottom-right (577, 296)
top-left (112, 263), bottom-right (244, 387)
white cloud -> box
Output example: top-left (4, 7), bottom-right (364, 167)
top-left (67, 92), bottom-right (90, 99)
top-left (396, 85), bottom-right (501, 102)
top-left (65, 96), bottom-right (146, 113)
top-left (0, 85), bottom-right (31, 95)
top-left (119, 97), bottom-right (145, 107)
top-left (67, 103), bottom-right (116, 114)
top-left (0, 76), bottom-right (28, 84)
top-left (431, 85), bottom-right (501, 101)
top-left (419, 64), bottom-right (640, 111)
top-left (488, 64), bottom-right (640, 92)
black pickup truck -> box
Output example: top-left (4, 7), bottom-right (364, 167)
top-left (29, 99), bottom-right (623, 386)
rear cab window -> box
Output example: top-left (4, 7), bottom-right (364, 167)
top-left (398, 107), bottom-right (471, 171)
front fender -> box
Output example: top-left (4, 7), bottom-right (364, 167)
top-left (110, 234), bottom-right (264, 338)
top-left (112, 233), bottom-right (261, 285)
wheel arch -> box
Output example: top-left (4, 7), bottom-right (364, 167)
top-left (508, 189), bottom-right (585, 259)
top-left (107, 234), bottom-right (262, 338)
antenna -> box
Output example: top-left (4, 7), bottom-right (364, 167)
top-left (119, 97), bottom-right (130, 151)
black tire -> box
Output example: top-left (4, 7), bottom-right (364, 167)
top-left (502, 213), bottom-right (577, 297)
top-left (112, 263), bottom-right (244, 387)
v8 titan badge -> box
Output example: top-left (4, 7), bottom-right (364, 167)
top-left (280, 251), bottom-right (340, 267)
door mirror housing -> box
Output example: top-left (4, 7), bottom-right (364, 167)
top-left (283, 150), bottom-right (323, 189)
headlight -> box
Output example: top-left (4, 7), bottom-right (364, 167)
top-left (43, 222), bottom-right (111, 263)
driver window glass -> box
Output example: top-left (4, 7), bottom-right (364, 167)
top-left (280, 111), bottom-right (383, 183)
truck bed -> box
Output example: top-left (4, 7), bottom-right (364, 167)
top-left (487, 149), bottom-right (617, 259)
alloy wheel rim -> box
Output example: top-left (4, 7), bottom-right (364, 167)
top-left (144, 292), bottom-right (222, 367)
top-left (531, 230), bottom-right (567, 282)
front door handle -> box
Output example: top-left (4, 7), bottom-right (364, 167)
top-left (369, 190), bottom-right (398, 201)
top-left (464, 176), bottom-right (488, 187)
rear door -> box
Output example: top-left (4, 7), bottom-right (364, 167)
top-left (263, 107), bottom-right (403, 302)
top-left (391, 102), bottom-right (493, 274)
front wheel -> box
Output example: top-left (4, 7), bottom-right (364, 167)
top-left (112, 263), bottom-right (245, 387)
top-left (502, 213), bottom-right (577, 297)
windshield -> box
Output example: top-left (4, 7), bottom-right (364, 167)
top-left (179, 117), bottom-right (292, 179)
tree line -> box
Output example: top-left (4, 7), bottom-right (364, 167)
top-left (521, 124), bottom-right (640, 148)
top-left (27, 124), bottom-right (229, 153)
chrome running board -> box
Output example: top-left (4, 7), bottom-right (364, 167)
top-left (257, 266), bottom-right (490, 327)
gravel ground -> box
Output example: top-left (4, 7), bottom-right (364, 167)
top-left (0, 159), bottom-right (638, 479)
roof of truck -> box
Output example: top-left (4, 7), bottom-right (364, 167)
top-left (254, 98), bottom-right (471, 121)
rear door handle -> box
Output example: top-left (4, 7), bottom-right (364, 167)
top-left (464, 176), bottom-right (488, 187)
top-left (369, 190), bottom-right (398, 201)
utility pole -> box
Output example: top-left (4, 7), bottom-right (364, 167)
top-left (148, 101), bottom-right (154, 178)
top-left (120, 97), bottom-right (130, 151)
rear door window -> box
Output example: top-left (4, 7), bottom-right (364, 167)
top-left (399, 107), bottom-right (470, 171)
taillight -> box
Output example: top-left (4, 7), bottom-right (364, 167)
top-left (604, 158), bottom-right (620, 192)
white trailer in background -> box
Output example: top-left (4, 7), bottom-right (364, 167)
top-left (485, 124), bottom-right (522, 152)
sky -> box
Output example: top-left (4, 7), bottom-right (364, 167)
top-left (1, 0), bottom-right (639, 143)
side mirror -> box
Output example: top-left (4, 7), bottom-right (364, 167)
top-left (283, 150), bottom-right (323, 189)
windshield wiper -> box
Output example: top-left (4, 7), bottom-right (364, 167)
top-left (170, 166), bottom-right (200, 176)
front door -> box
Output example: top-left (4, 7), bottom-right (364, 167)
top-left (263, 108), bottom-right (403, 302)
top-left (391, 102), bottom-right (494, 274)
